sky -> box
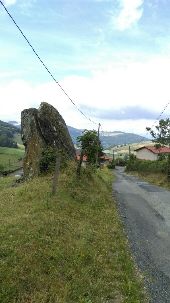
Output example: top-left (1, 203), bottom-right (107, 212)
top-left (0, 0), bottom-right (170, 135)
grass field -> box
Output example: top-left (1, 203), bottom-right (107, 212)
top-left (0, 164), bottom-right (147, 303)
top-left (0, 146), bottom-right (24, 171)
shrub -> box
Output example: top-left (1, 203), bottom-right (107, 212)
top-left (107, 160), bottom-right (115, 169)
top-left (40, 147), bottom-right (70, 174)
top-left (115, 157), bottom-right (127, 166)
top-left (126, 158), bottom-right (168, 174)
top-left (39, 147), bottom-right (57, 173)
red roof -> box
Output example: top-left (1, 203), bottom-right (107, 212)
top-left (135, 146), bottom-right (170, 154)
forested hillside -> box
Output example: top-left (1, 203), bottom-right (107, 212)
top-left (0, 120), bottom-right (20, 148)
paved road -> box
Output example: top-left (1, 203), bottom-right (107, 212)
top-left (113, 167), bottom-right (170, 303)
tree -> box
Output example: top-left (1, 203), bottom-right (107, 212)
top-left (146, 118), bottom-right (170, 146)
top-left (77, 130), bottom-right (103, 175)
top-left (146, 118), bottom-right (170, 179)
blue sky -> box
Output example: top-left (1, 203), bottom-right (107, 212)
top-left (0, 0), bottom-right (170, 134)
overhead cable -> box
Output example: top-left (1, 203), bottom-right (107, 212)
top-left (0, 0), bottom-right (98, 126)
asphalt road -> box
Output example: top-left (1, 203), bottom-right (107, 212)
top-left (113, 167), bottom-right (170, 303)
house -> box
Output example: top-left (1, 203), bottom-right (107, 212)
top-left (75, 152), bottom-right (112, 167)
top-left (135, 146), bottom-right (170, 161)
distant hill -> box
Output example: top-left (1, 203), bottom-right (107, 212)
top-left (100, 131), bottom-right (149, 148)
top-left (67, 126), bottom-right (83, 143)
top-left (67, 126), bottom-right (149, 148)
top-left (3, 122), bottom-right (149, 149)
top-left (8, 121), bottom-right (20, 128)
top-left (0, 120), bottom-right (20, 148)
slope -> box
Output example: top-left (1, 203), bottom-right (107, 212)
top-left (0, 165), bottom-right (147, 303)
top-left (0, 120), bottom-right (20, 147)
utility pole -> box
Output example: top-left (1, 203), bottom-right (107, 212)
top-left (128, 145), bottom-right (131, 157)
top-left (98, 123), bottom-right (101, 140)
top-left (96, 123), bottom-right (101, 167)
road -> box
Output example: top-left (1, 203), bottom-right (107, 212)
top-left (113, 167), bottom-right (170, 303)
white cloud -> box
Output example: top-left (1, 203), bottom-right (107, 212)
top-left (0, 54), bottom-right (170, 134)
top-left (3, 0), bottom-right (17, 6)
top-left (114, 0), bottom-right (144, 30)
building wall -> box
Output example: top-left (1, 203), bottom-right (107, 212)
top-left (136, 148), bottom-right (158, 161)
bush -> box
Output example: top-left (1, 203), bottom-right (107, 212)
top-left (107, 160), bottom-right (115, 169)
top-left (39, 147), bottom-right (70, 174)
top-left (39, 147), bottom-right (57, 173)
top-left (115, 157), bottom-right (127, 166)
top-left (126, 158), bottom-right (168, 174)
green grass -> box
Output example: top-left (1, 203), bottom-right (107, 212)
top-left (14, 133), bottom-right (22, 145)
top-left (0, 164), bottom-right (147, 303)
top-left (128, 171), bottom-right (170, 190)
top-left (0, 146), bottom-right (24, 171)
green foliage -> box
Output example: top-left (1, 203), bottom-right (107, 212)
top-left (0, 120), bottom-right (20, 148)
top-left (40, 147), bottom-right (58, 173)
top-left (146, 118), bottom-right (170, 146)
top-left (146, 119), bottom-right (170, 180)
top-left (77, 130), bottom-right (103, 165)
top-left (0, 164), bottom-right (4, 171)
top-left (115, 157), bottom-right (127, 166)
top-left (40, 147), bottom-right (69, 174)
top-left (126, 158), bottom-right (168, 174)
top-left (0, 134), bottom-right (18, 148)
top-left (107, 159), bottom-right (115, 169)
top-left (0, 166), bottom-right (146, 302)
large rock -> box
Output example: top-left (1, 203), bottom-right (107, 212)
top-left (21, 102), bottom-right (75, 178)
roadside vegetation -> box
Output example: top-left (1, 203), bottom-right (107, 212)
top-left (126, 118), bottom-right (170, 190)
top-left (0, 146), bottom-right (24, 172)
top-left (127, 170), bottom-right (170, 190)
top-left (126, 157), bottom-right (168, 174)
top-left (126, 156), bottom-right (170, 189)
top-left (0, 164), bottom-right (147, 303)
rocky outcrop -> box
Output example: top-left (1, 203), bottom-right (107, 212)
top-left (21, 102), bottom-right (75, 178)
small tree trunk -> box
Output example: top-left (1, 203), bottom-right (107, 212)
top-left (52, 156), bottom-right (61, 195)
top-left (77, 150), bottom-right (84, 176)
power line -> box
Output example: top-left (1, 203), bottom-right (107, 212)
top-left (136, 100), bottom-right (170, 146)
top-left (0, 0), bottom-right (98, 126)
top-left (151, 100), bottom-right (170, 128)
top-left (1, 1), bottom-right (170, 134)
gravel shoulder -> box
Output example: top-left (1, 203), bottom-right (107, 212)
top-left (113, 167), bottom-right (170, 303)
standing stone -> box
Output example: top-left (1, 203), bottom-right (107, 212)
top-left (21, 102), bottom-right (75, 178)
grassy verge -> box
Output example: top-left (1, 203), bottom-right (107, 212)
top-left (127, 171), bottom-right (170, 190)
top-left (0, 146), bottom-right (24, 172)
top-left (0, 164), bottom-right (147, 303)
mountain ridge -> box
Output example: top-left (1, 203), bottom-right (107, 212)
top-left (0, 121), bottom-right (149, 149)
top-left (67, 126), bottom-right (149, 148)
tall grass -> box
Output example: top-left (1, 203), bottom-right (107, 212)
top-left (0, 164), bottom-right (147, 303)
